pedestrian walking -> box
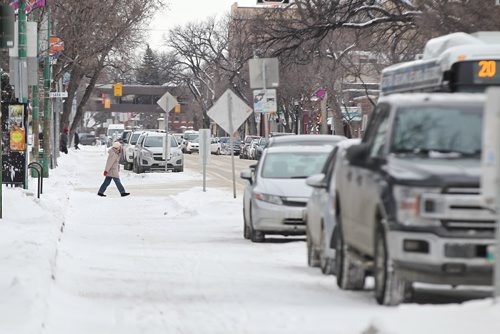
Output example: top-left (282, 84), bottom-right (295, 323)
top-left (60, 128), bottom-right (69, 154)
top-left (97, 141), bottom-right (130, 197)
top-left (74, 132), bottom-right (80, 150)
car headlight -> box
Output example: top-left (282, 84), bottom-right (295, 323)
top-left (393, 185), bottom-right (441, 226)
top-left (254, 192), bottom-right (283, 205)
top-left (142, 150), bottom-right (153, 158)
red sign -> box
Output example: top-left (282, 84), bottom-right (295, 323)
top-left (50, 36), bottom-right (64, 55)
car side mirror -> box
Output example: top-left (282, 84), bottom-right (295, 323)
top-left (240, 168), bottom-right (253, 184)
top-left (306, 173), bottom-right (327, 189)
top-left (346, 143), bottom-right (370, 167)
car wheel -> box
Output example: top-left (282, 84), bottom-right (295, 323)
top-left (336, 223), bottom-right (365, 290)
top-left (319, 224), bottom-right (336, 275)
top-left (243, 207), bottom-right (250, 240)
top-left (133, 160), bottom-right (138, 173)
top-left (217, 148), bottom-right (221, 155)
top-left (306, 227), bottom-right (320, 267)
top-left (249, 204), bottom-right (265, 242)
top-left (374, 226), bottom-right (408, 306)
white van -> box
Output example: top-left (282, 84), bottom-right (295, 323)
top-left (106, 124), bottom-right (125, 145)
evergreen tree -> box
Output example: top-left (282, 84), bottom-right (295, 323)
top-left (136, 45), bottom-right (160, 85)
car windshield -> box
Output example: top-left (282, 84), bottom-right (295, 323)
top-left (130, 133), bottom-right (141, 145)
top-left (391, 105), bottom-right (482, 158)
top-left (184, 133), bottom-right (199, 141)
top-left (219, 137), bottom-right (229, 143)
top-left (259, 138), bottom-right (269, 146)
top-left (144, 136), bottom-right (177, 148)
top-left (261, 152), bottom-right (329, 179)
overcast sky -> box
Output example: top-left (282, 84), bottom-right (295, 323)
top-left (147, 0), bottom-right (256, 51)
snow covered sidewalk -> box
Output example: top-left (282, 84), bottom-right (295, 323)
top-left (0, 146), bottom-right (500, 334)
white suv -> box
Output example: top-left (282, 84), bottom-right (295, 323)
top-left (123, 131), bottom-right (144, 170)
top-left (133, 131), bottom-right (184, 173)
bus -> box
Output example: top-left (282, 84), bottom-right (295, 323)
top-left (381, 32), bottom-right (500, 95)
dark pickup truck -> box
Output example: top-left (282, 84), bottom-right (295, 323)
top-left (334, 93), bottom-right (495, 305)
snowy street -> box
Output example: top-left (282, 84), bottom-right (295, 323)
top-left (0, 147), bottom-right (499, 334)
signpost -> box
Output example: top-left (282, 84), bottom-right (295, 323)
top-left (207, 89), bottom-right (253, 198)
top-left (199, 129), bottom-right (211, 192)
top-left (157, 92), bottom-right (178, 172)
top-left (249, 57), bottom-right (279, 137)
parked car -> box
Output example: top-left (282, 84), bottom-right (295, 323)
top-left (187, 137), bottom-right (200, 153)
top-left (133, 131), bottom-right (184, 173)
top-left (210, 137), bottom-right (222, 155)
top-left (335, 93), bottom-right (490, 306)
top-left (305, 139), bottom-right (360, 274)
top-left (240, 145), bottom-right (332, 242)
top-left (219, 137), bottom-right (241, 155)
top-left (240, 135), bottom-right (260, 159)
top-left (255, 137), bottom-right (269, 160)
top-left (247, 139), bottom-right (260, 160)
top-left (123, 130), bottom-right (144, 170)
top-left (79, 133), bottom-right (97, 146)
top-left (182, 130), bottom-right (199, 153)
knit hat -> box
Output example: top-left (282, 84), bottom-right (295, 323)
top-left (63, 128), bottom-right (69, 133)
top-left (112, 141), bottom-right (121, 149)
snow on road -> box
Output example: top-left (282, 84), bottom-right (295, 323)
top-left (0, 146), bottom-right (499, 334)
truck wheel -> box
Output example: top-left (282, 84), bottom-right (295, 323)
top-left (307, 227), bottom-right (320, 267)
top-left (336, 225), bottom-right (365, 290)
top-left (374, 227), bottom-right (407, 306)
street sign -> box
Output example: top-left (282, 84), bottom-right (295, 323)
top-left (253, 89), bottom-right (277, 113)
top-left (249, 57), bottom-right (279, 89)
top-left (49, 91), bottom-right (68, 98)
top-left (208, 89), bottom-right (253, 199)
top-left (113, 82), bottom-right (123, 97)
top-left (157, 91), bottom-right (178, 113)
top-left (207, 89), bottom-right (253, 134)
top-left (157, 92), bottom-right (178, 172)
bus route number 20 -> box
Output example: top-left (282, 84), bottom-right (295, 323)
top-left (478, 60), bottom-right (497, 78)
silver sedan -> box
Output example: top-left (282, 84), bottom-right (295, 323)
top-left (241, 146), bottom-right (332, 242)
top-left (305, 139), bottom-right (360, 274)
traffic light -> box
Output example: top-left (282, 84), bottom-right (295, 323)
top-left (113, 82), bottom-right (123, 97)
top-left (175, 104), bottom-right (181, 113)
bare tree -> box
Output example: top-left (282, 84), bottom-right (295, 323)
top-left (50, 0), bottom-right (165, 135)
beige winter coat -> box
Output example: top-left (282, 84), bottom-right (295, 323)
top-left (104, 147), bottom-right (121, 178)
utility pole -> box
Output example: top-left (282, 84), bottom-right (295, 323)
top-left (18, 0), bottom-right (28, 188)
top-left (31, 10), bottom-right (41, 171)
top-left (42, 7), bottom-right (50, 176)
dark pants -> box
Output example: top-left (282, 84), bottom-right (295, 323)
top-left (60, 146), bottom-right (68, 154)
top-left (98, 176), bottom-right (126, 194)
